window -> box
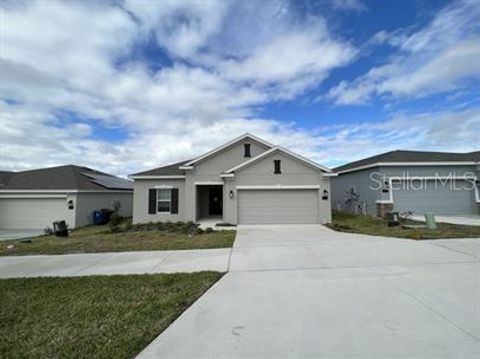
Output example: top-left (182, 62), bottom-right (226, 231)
top-left (274, 159), bottom-right (281, 174)
top-left (244, 143), bottom-right (251, 157)
top-left (157, 189), bottom-right (171, 213)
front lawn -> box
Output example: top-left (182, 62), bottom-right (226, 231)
top-left (0, 223), bottom-right (236, 256)
top-left (0, 272), bottom-right (223, 358)
top-left (327, 211), bottom-right (480, 239)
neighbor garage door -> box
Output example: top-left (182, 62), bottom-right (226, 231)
top-left (0, 198), bottom-right (67, 229)
top-left (238, 189), bottom-right (319, 224)
top-left (392, 179), bottom-right (476, 215)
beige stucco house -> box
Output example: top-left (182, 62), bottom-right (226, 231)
top-left (130, 134), bottom-right (335, 225)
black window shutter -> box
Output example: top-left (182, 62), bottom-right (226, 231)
top-left (148, 189), bottom-right (157, 214)
top-left (171, 188), bottom-right (179, 214)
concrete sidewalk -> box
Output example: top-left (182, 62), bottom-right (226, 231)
top-left (0, 248), bottom-right (231, 278)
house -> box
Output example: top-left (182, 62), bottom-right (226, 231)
top-left (0, 165), bottom-right (133, 230)
top-left (331, 150), bottom-right (480, 217)
top-left (130, 133), bottom-right (335, 225)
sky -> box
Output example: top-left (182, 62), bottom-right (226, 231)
top-left (0, 0), bottom-right (479, 176)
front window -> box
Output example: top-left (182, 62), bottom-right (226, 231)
top-left (157, 189), bottom-right (171, 213)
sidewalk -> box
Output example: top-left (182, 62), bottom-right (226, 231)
top-left (0, 248), bottom-right (231, 278)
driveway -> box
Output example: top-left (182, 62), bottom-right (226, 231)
top-left (138, 225), bottom-right (480, 359)
top-left (412, 214), bottom-right (480, 226)
top-left (0, 229), bottom-right (43, 241)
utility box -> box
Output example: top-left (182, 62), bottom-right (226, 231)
top-left (53, 220), bottom-right (69, 237)
top-left (425, 213), bottom-right (437, 230)
top-left (386, 212), bottom-right (400, 227)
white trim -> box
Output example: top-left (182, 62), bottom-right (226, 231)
top-left (178, 166), bottom-right (194, 170)
top-left (0, 194), bottom-right (68, 199)
top-left (237, 185), bottom-right (321, 190)
top-left (130, 175), bottom-right (186, 180)
top-left (219, 173), bottom-right (235, 178)
top-left (194, 181), bottom-right (224, 185)
top-left (322, 173), bottom-right (338, 177)
top-left (154, 185), bottom-right (173, 189)
top-left (225, 146), bottom-right (332, 173)
top-left (184, 133), bottom-right (274, 166)
top-left (376, 175), bottom-right (479, 204)
top-left (337, 161), bottom-right (477, 174)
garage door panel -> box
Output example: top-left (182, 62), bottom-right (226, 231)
top-left (393, 180), bottom-right (476, 215)
top-left (238, 189), bottom-right (318, 224)
top-left (0, 198), bottom-right (67, 229)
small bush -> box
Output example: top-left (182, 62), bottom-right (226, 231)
top-left (113, 220), bottom-right (201, 235)
top-left (204, 227), bottom-right (214, 234)
top-left (44, 227), bottom-right (54, 235)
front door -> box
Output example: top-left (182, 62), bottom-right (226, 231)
top-left (208, 187), bottom-right (223, 216)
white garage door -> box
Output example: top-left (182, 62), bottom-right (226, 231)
top-left (393, 179), bottom-right (476, 215)
top-left (238, 189), bottom-right (319, 224)
top-left (0, 198), bottom-right (67, 229)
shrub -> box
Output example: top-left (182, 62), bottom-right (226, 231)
top-left (204, 227), bottom-right (214, 234)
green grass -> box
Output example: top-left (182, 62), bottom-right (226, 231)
top-left (0, 224), bottom-right (236, 256)
top-left (0, 272), bottom-right (223, 358)
top-left (327, 210), bottom-right (480, 239)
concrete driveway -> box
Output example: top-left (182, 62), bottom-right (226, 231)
top-left (0, 229), bottom-right (43, 241)
top-left (138, 225), bottom-right (480, 359)
top-left (412, 215), bottom-right (480, 226)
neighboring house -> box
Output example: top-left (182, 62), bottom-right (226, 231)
top-left (0, 165), bottom-right (133, 230)
top-left (331, 150), bottom-right (480, 217)
top-left (131, 133), bottom-right (335, 225)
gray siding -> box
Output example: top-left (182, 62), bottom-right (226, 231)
top-left (75, 192), bottom-right (133, 227)
top-left (133, 179), bottom-right (185, 223)
top-left (331, 168), bottom-right (381, 215)
top-left (332, 164), bottom-right (479, 216)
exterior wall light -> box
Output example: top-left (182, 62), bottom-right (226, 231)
top-left (229, 190), bottom-right (235, 198)
top-left (322, 189), bottom-right (329, 200)
top-left (67, 199), bottom-right (74, 209)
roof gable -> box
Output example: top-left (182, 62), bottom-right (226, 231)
top-left (184, 133), bottom-right (274, 166)
top-left (224, 146), bottom-right (332, 174)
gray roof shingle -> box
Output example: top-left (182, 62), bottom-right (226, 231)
top-left (0, 171), bottom-right (14, 188)
top-left (131, 159), bottom-right (191, 176)
top-left (2, 165), bottom-right (133, 191)
top-left (335, 150), bottom-right (480, 173)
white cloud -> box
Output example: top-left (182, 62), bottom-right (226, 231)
top-left (0, 0), bottom-right (358, 174)
top-left (332, 0), bottom-right (367, 12)
top-left (327, 0), bottom-right (480, 105)
top-left (0, 0), bottom-right (478, 177)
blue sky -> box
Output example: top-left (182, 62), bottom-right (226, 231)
top-left (0, 0), bottom-right (479, 175)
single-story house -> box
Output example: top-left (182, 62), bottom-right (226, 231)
top-left (130, 133), bottom-right (335, 225)
top-left (0, 165), bottom-right (133, 230)
top-left (331, 150), bottom-right (480, 217)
